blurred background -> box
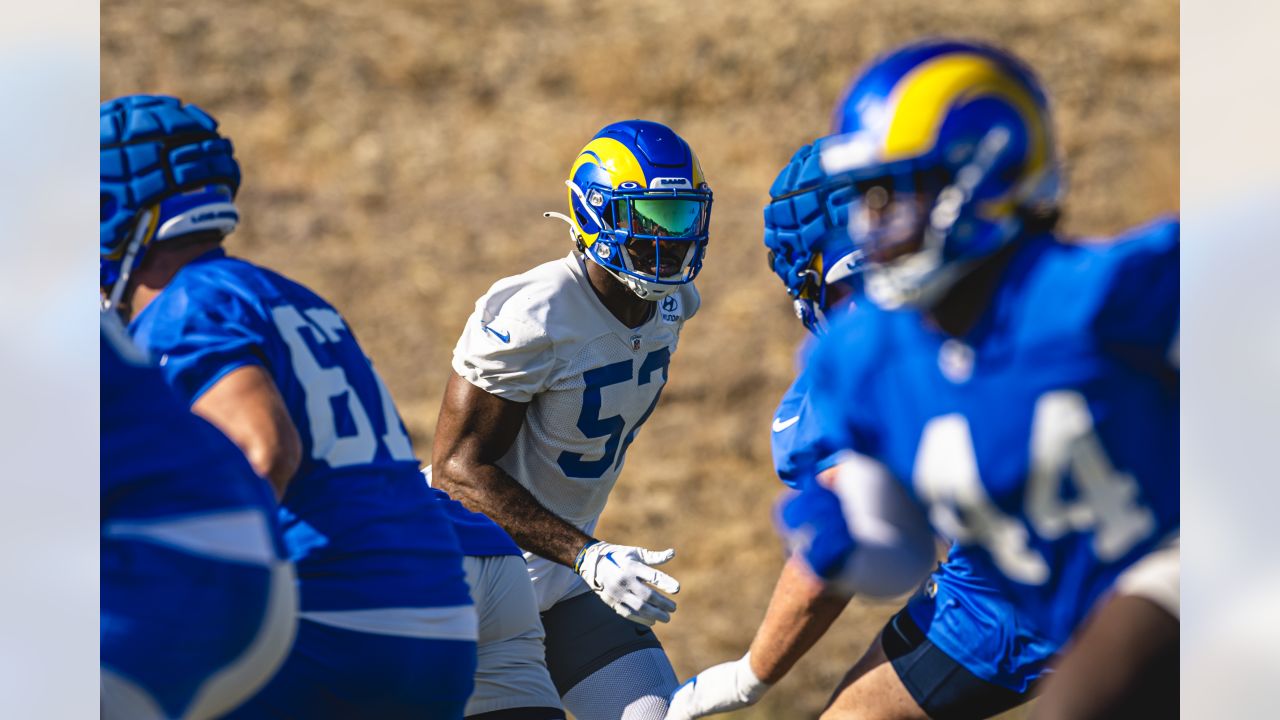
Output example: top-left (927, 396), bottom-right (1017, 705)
top-left (100, 1), bottom-right (1177, 717)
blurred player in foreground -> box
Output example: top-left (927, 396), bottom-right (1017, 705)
top-left (433, 120), bottom-right (711, 720)
top-left (102, 312), bottom-right (296, 719)
top-left (669, 111), bottom-right (1058, 720)
top-left (101, 95), bottom-right (477, 718)
top-left (774, 39), bottom-right (1179, 718)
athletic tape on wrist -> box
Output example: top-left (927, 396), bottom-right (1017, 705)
top-left (574, 540), bottom-right (602, 575)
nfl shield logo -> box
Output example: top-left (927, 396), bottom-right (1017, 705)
top-left (629, 335), bottom-right (642, 352)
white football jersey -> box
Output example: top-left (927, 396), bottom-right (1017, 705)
top-left (453, 251), bottom-right (699, 610)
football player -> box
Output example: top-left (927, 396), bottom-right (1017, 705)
top-left (432, 119), bottom-right (711, 720)
top-left (101, 95), bottom-right (477, 718)
top-left (668, 137), bottom-right (1056, 720)
top-left (102, 312), bottom-right (296, 719)
top-left (775, 39), bottom-right (1179, 718)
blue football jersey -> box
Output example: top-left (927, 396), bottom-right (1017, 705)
top-left (805, 219), bottom-right (1179, 646)
top-left (906, 548), bottom-right (1058, 693)
top-left (102, 314), bottom-right (292, 718)
top-left (128, 248), bottom-right (470, 612)
top-left (771, 327), bottom-right (1059, 692)
top-left (770, 339), bottom-right (832, 490)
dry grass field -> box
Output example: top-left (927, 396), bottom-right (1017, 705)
top-left (103, 2), bottom-right (1178, 717)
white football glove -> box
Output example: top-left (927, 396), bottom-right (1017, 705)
top-left (665, 652), bottom-right (771, 720)
top-left (574, 540), bottom-right (680, 626)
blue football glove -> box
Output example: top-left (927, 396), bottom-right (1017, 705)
top-left (777, 483), bottom-right (856, 581)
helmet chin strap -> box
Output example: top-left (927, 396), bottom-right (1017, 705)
top-left (609, 268), bottom-right (677, 300)
top-left (103, 207), bottom-right (157, 313)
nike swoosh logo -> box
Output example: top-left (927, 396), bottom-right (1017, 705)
top-left (481, 324), bottom-right (510, 343)
top-left (772, 415), bottom-right (800, 432)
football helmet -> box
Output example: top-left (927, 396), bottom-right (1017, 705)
top-left (821, 38), bottom-right (1062, 308)
top-left (762, 141), bottom-right (863, 334)
top-left (545, 120), bottom-right (712, 300)
top-left (100, 95), bottom-right (241, 310)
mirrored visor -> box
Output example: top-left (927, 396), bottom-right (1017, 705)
top-left (621, 198), bottom-right (707, 237)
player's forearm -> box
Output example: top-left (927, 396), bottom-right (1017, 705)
top-left (748, 556), bottom-right (852, 684)
top-left (434, 459), bottom-right (592, 566)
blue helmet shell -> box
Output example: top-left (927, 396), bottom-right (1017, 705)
top-left (100, 95), bottom-right (241, 292)
top-left (762, 141), bottom-right (861, 334)
top-left (822, 38), bottom-right (1062, 306)
top-left (564, 119), bottom-right (712, 300)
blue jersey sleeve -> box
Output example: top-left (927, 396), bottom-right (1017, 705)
top-left (1094, 217), bottom-right (1179, 369)
top-left (130, 275), bottom-right (269, 402)
top-left (801, 310), bottom-right (886, 481)
top-left (772, 361), bottom-right (843, 489)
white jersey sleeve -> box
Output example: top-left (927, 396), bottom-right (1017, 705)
top-left (452, 280), bottom-right (562, 404)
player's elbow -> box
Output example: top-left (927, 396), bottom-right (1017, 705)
top-left (431, 453), bottom-right (482, 501)
top-left (245, 428), bottom-right (301, 498)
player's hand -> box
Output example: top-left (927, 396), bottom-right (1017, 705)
top-left (574, 540), bottom-right (679, 626)
top-left (665, 653), bottom-right (771, 720)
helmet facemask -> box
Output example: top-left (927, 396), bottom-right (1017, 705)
top-left (823, 125), bottom-right (1046, 310)
top-left (565, 179), bottom-right (711, 300)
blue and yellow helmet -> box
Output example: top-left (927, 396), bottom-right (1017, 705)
top-left (820, 38), bottom-right (1062, 308)
top-left (100, 95), bottom-right (241, 309)
top-left (552, 120), bottom-right (712, 300)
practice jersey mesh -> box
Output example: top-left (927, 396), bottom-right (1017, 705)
top-left (453, 252), bottom-right (698, 609)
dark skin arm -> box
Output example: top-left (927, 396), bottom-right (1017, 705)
top-left (432, 373), bottom-right (595, 566)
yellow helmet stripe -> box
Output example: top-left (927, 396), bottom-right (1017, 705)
top-left (882, 53), bottom-right (1047, 182)
top-left (567, 136), bottom-right (652, 248)
top-left (569, 137), bottom-right (649, 187)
